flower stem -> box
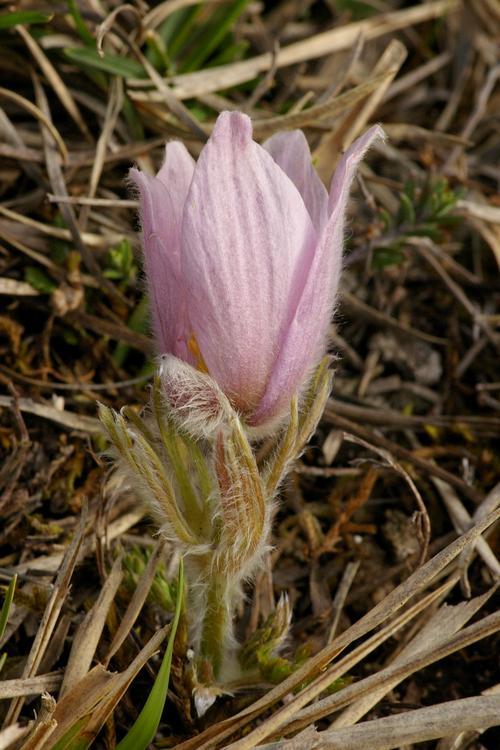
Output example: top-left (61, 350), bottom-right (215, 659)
top-left (199, 575), bottom-right (230, 679)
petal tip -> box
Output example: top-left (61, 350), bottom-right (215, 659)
top-left (127, 166), bottom-right (141, 189)
top-left (162, 139), bottom-right (192, 166)
top-left (212, 110), bottom-right (253, 146)
top-left (368, 123), bottom-right (387, 144)
top-left (127, 166), bottom-right (154, 197)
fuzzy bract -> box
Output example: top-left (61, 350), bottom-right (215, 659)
top-left (131, 112), bottom-right (384, 432)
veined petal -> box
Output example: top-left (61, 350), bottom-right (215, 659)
top-left (181, 111), bottom-right (317, 414)
top-left (252, 126), bottom-right (385, 425)
top-left (130, 142), bottom-right (195, 359)
top-left (263, 130), bottom-right (328, 232)
top-left (329, 125), bottom-right (385, 213)
top-left (156, 141), bottom-right (195, 199)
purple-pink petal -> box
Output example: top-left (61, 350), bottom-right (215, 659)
top-left (181, 111), bottom-right (317, 414)
top-left (156, 141), bottom-right (196, 200)
top-left (251, 125), bottom-right (385, 425)
top-left (133, 113), bottom-right (384, 431)
top-left (130, 142), bottom-right (195, 359)
top-left (263, 129), bottom-right (329, 232)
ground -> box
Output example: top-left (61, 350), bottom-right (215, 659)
top-left (0, 1), bottom-right (499, 749)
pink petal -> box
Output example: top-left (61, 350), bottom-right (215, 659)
top-left (263, 130), bottom-right (328, 232)
top-left (329, 125), bottom-right (385, 213)
top-left (130, 142), bottom-right (195, 358)
top-left (252, 125), bottom-right (385, 425)
top-left (181, 111), bottom-right (317, 415)
top-left (156, 141), bottom-right (195, 198)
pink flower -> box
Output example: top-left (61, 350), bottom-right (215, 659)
top-left (131, 112), bottom-right (383, 430)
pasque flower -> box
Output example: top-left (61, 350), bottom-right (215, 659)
top-left (131, 113), bottom-right (383, 430)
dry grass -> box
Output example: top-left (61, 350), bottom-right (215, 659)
top-left (0, 1), bottom-right (499, 748)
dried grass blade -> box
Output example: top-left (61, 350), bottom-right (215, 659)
top-left (43, 625), bottom-right (171, 749)
top-left (458, 481), bottom-right (500, 585)
top-left (194, 510), bottom-right (499, 750)
top-left (313, 40), bottom-right (406, 184)
top-left (323, 410), bottom-right (484, 504)
top-left (142, 0), bottom-right (214, 33)
top-left (19, 694), bottom-right (57, 750)
top-left (0, 206), bottom-right (123, 247)
top-left (16, 25), bottom-right (91, 140)
top-left (329, 586), bottom-right (498, 729)
top-left (174, 577), bottom-right (457, 750)
top-left (0, 278), bottom-right (40, 296)
top-left (340, 290), bottom-right (448, 345)
top-left (2, 505), bottom-right (88, 727)
top-left (416, 240), bottom-right (500, 352)
top-left (0, 88), bottom-right (67, 163)
top-left (341, 39), bottom-right (407, 145)
top-left (12, 510), bottom-right (145, 578)
top-left (60, 556), bottom-right (123, 696)
top-left (134, 0), bottom-right (458, 100)
top-left (103, 541), bottom-right (166, 666)
top-left (0, 395), bottom-right (101, 434)
top-left (78, 76), bottom-right (124, 232)
top-left (0, 723), bottom-right (30, 749)
top-left (262, 695), bottom-right (500, 750)
top-left (32, 74), bottom-right (127, 305)
top-left (0, 674), bottom-right (62, 700)
top-left (128, 37), bottom-right (207, 141)
top-left (115, 559), bottom-right (184, 749)
top-left (251, 75), bottom-right (389, 139)
top-left (277, 607), bottom-right (500, 738)
top-left (0, 107), bottom-right (47, 186)
top-left (432, 477), bottom-right (500, 582)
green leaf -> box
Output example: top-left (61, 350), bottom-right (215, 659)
top-left (122, 94), bottom-right (145, 141)
top-left (398, 191), bottom-right (416, 225)
top-left (208, 38), bottom-right (249, 67)
top-left (379, 207), bottom-right (392, 232)
top-left (372, 246), bottom-right (405, 269)
top-left (112, 294), bottom-right (149, 367)
top-left (104, 239), bottom-right (136, 282)
top-left (63, 47), bottom-right (146, 78)
top-left (410, 224), bottom-right (441, 240)
top-left (0, 575), bottom-right (17, 675)
top-left (50, 719), bottom-right (88, 750)
top-left (179, 0), bottom-right (249, 73)
top-left (0, 11), bottom-right (52, 29)
top-left (116, 560), bottom-right (184, 750)
top-left (62, 326), bottom-right (80, 346)
top-left (334, 0), bottom-right (377, 19)
top-left (123, 548), bottom-right (176, 611)
top-left (145, 31), bottom-right (171, 73)
top-left (24, 266), bottom-right (57, 294)
top-left (66, 0), bottom-right (95, 47)
top-left (0, 575), bottom-right (16, 640)
top-left (159, 5), bottom-right (201, 59)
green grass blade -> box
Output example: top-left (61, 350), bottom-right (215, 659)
top-left (208, 37), bottom-right (249, 67)
top-left (160, 5), bottom-right (201, 59)
top-left (116, 559), bottom-right (184, 750)
top-left (49, 719), bottom-right (88, 750)
top-left (63, 47), bottom-right (146, 78)
top-left (0, 11), bottom-right (52, 29)
top-left (179, 0), bottom-right (249, 73)
top-left (0, 575), bottom-right (17, 675)
top-left (66, 0), bottom-right (95, 47)
top-left (113, 294), bottom-right (149, 367)
top-left (0, 575), bottom-right (16, 640)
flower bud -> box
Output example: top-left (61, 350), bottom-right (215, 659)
top-left (131, 113), bottom-right (384, 434)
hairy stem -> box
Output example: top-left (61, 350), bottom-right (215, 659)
top-left (199, 575), bottom-right (231, 679)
